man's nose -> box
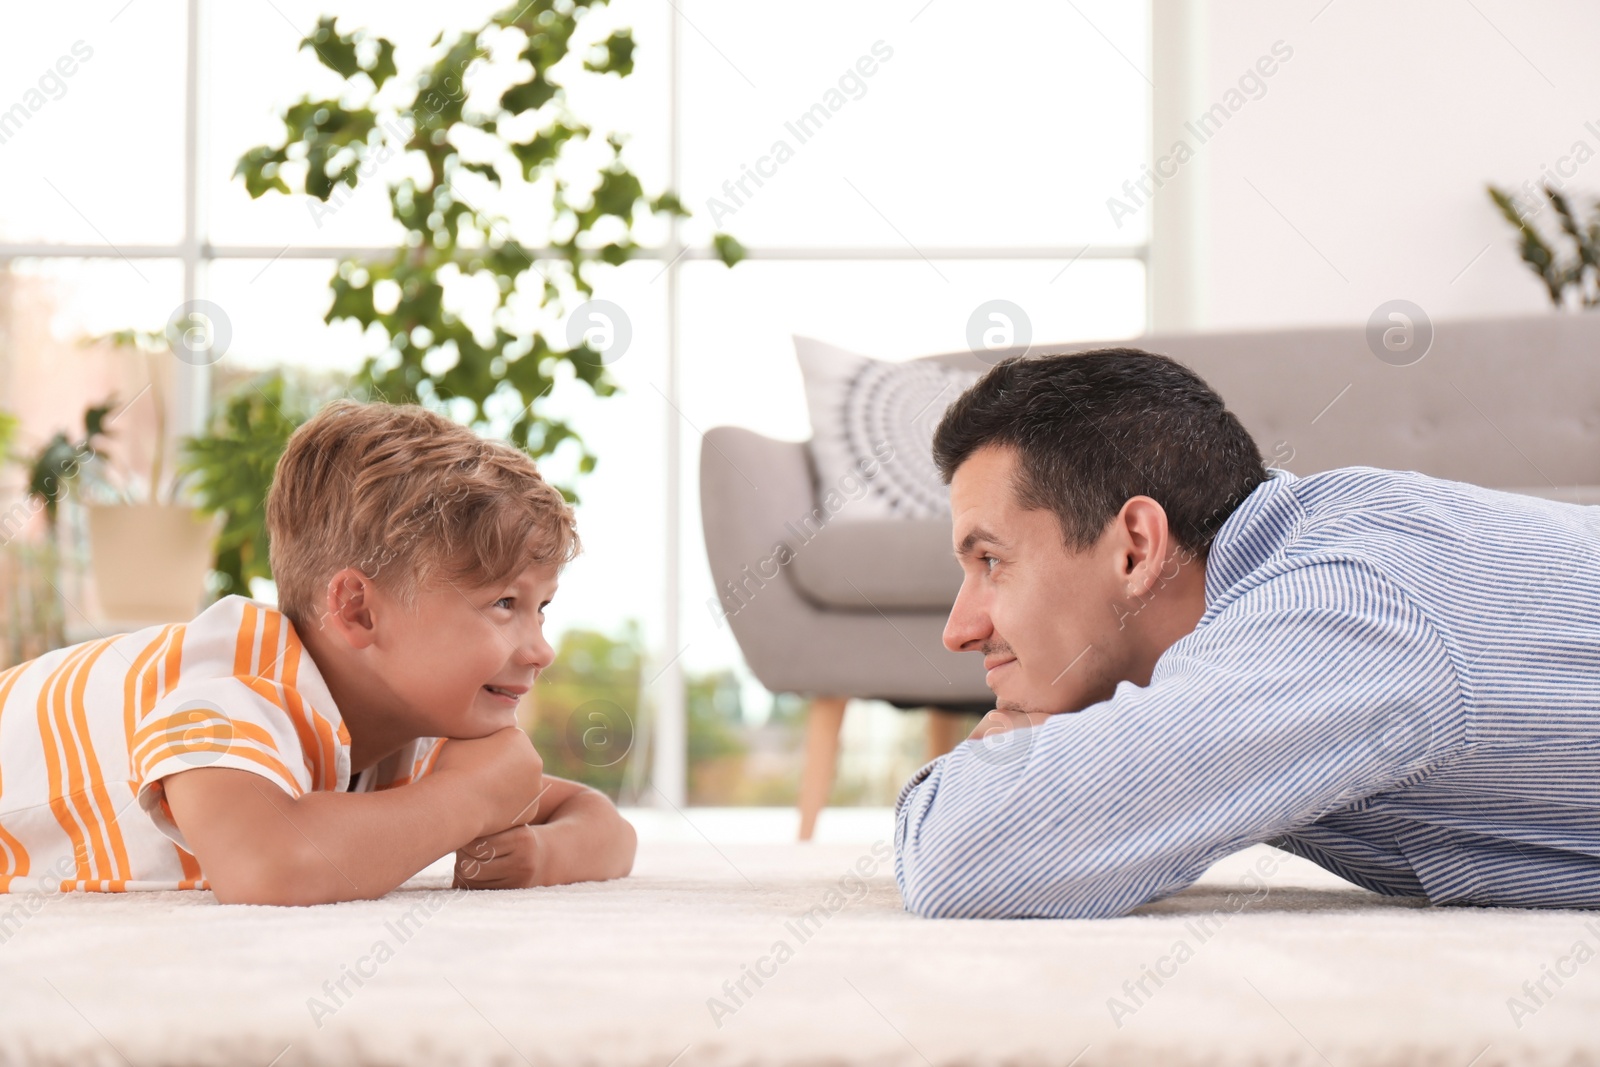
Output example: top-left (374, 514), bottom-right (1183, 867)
top-left (943, 578), bottom-right (990, 653)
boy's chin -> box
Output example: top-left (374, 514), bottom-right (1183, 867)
top-left (473, 701), bottom-right (522, 725)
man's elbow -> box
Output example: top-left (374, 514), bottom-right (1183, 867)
top-left (897, 843), bottom-right (1136, 920)
top-left (896, 839), bottom-right (995, 918)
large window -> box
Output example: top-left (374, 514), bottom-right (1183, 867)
top-left (0, 0), bottom-right (1149, 806)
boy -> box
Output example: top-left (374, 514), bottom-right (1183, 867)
top-left (0, 400), bottom-right (636, 904)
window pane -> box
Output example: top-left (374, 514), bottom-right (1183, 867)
top-left (0, 258), bottom-right (185, 449)
top-left (522, 260), bottom-right (669, 646)
top-left (205, 257), bottom-right (360, 375)
top-left (678, 0), bottom-right (1150, 248)
top-left (206, 0), bottom-right (497, 249)
top-left (677, 256), bottom-right (1145, 441)
top-left (0, 7), bottom-right (185, 244)
top-left (0, 259), bottom-right (187, 641)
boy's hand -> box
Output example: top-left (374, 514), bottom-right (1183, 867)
top-left (449, 775), bottom-right (636, 890)
top-left (453, 824), bottom-right (545, 890)
top-left (431, 726), bottom-right (546, 838)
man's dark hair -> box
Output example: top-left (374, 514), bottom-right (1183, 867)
top-left (932, 347), bottom-right (1267, 556)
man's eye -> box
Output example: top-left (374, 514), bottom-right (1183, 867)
top-left (980, 555), bottom-right (997, 572)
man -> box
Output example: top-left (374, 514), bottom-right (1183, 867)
top-left (893, 347), bottom-right (1600, 918)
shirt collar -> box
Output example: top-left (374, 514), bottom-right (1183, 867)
top-left (1203, 467), bottom-right (1301, 606)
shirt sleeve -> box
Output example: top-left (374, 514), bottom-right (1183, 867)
top-left (132, 676), bottom-right (317, 852)
top-left (893, 558), bottom-right (1467, 919)
top-left (375, 736), bottom-right (447, 791)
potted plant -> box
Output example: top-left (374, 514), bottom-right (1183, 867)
top-left (76, 327), bottom-right (219, 624)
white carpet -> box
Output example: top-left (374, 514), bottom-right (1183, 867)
top-left (2, 817), bottom-right (1599, 1066)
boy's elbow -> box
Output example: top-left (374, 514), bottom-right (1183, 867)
top-left (207, 840), bottom-right (358, 907)
top-left (609, 813), bottom-right (638, 879)
top-left (208, 865), bottom-right (300, 906)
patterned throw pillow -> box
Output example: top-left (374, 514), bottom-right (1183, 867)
top-left (794, 336), bottom-right (981, 522)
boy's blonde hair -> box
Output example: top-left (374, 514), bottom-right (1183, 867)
top-left (266, 400), bottom-right (579, 627)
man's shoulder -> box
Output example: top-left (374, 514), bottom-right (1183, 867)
top-left (1219, 465), bottom-right (1547, 584)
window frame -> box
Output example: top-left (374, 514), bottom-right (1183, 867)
top-left (0, 0), bottom-right (1152, 807)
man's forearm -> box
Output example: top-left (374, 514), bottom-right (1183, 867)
top-left (528, 790), bottom-right (636, 886)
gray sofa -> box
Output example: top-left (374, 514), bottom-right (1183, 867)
top-left (700, 312), bottom-right (1600, 834)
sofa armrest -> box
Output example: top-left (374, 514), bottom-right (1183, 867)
top-left (699, 426), bottom-right (988, 703)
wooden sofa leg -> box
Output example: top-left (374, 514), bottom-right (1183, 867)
top-left (926, 708), bottom-right (967, 762)
top-left (798, 697), bottom-right (848, 842)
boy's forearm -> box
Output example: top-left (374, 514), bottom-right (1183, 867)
top-left (528, 790), bottom-right (636, 886)
top-left (264, 771), bottom-right (483, 904)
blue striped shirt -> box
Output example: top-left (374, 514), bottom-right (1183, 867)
top-left (894, 465), bottom-right (1600, 918)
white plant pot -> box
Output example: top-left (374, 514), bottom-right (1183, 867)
top-left (86, 503), bottom-right (219, 624)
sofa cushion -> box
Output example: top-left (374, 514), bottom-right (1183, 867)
top-left (785, 517), bottom-right (961, 611)
top-left (793, 335), bottom-right (979, 523)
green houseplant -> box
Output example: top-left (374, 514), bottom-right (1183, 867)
top-left (180, 372), bottom-right (310, 600)
top-left (235, 2), bottom-right (742, 477)
top-left (1487, 183), bottom-right (1600, 308)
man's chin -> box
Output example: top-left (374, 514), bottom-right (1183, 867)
top-left (994, 695), bottom-right (1043, 715)
top-left (995, 691), bottom-right (1074, 716)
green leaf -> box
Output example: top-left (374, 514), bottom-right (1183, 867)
top-left (650, 190), bottom-right (689, 217)
top-left (235, 145), bottom-right (290, 198)
top-left (712, 232), bottom-right (747, 266)
top-left (584, 30), bottom-right (635, 76)
top-left (369, 38), bottom-right (399, 89)
top-left (501, 74), bottom-right (559, 115)
top-left (508, 121), bottom-right (586, 181)
top-left (302, 16), bottom-right (363, 79)
top-left (586, 167), bottom-right (643, 224)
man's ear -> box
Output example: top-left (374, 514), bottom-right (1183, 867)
top-left (1115, 496), bottom-right (1171, 597)
top-left (318, 567), bottom-right (380, 650)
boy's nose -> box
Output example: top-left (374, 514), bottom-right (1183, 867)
top-left (517, 632), bottom-right (555, 670)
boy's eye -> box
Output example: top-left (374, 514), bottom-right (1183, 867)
top-left (494, 596), bottom-right (515, 610)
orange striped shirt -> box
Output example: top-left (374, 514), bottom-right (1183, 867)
top-left (0, 596), bottom-right (445, 893)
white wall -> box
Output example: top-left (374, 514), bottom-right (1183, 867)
top-left (1153, 0), bottom-right (1600, 331)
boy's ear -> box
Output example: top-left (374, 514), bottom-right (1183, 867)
top-left (319, 567), bottom-right (379, 650)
